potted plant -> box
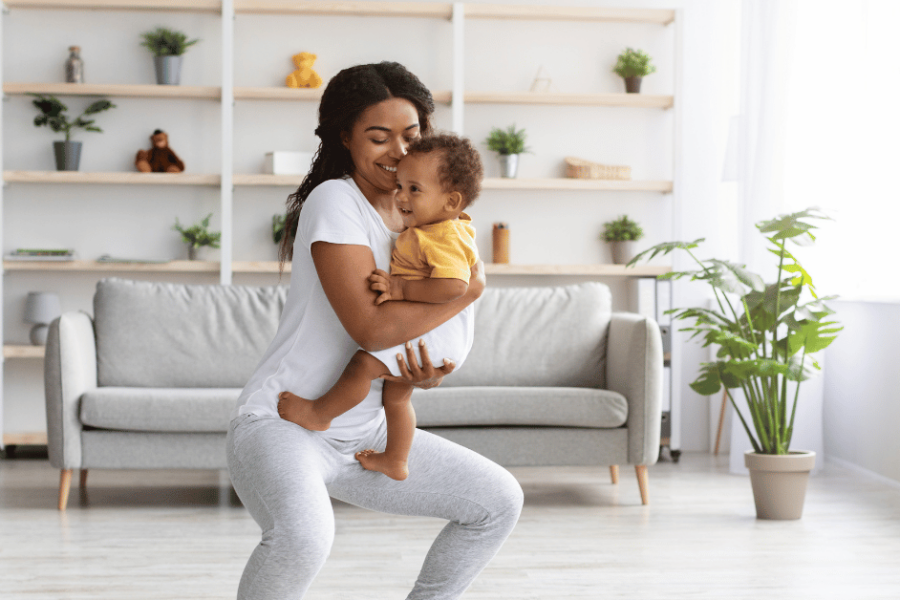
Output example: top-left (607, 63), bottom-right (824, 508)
top-left (484, 124), bottom-right (529, 178)
top-left (173, 213), bottom-right (221, 260)
top-left (628, 208), bottom-right (841, 519)
top-left (613, 47), bottom-right (656, 93)
top-left (140, 26), bottom-right (200, 85)
top-left (272, 213), bottom-right (286, 245)
top-left (601, 215), bottom-right (644, 264)
top-left (30, 94), bottom-right (116, 171)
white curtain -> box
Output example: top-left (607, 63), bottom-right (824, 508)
top-left (728, 0), bottom-right (808, 472)
top-left (781, 0), bottom-right (900, 301)
top-left (728, 0), bottom-right (900, 471)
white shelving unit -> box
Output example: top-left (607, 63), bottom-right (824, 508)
top-left (0, 0), bottom-right (681, 452)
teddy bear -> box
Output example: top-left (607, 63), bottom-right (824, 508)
top-left (135, 129), bottom-right (185, 173)
top-left (285, 52), bottom-right (323, 89)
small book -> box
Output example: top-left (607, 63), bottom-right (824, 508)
top-left (7, 248), bottom-right (76, 261)
top-left (96, 254), bottom-right (169, 264)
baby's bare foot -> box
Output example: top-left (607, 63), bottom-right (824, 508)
top-left (277, 392), bottom-right (331, 431)
top-left (355, 449), bottom-right (409, 481)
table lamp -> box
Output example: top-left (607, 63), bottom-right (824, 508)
top-left (24, 292), bottom-right (61, 346)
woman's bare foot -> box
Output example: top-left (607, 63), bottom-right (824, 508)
top-left (277, 391), bottom-right (332, 431)
top-left (355, 449), bottom-right (409, 481)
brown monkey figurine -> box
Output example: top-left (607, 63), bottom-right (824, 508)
top-left (135, 129), bottom-right (185, 173)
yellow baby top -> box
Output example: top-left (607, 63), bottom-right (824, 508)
top-left (390, 212), bottom-right (478, 283)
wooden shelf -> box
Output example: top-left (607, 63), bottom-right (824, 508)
top-left (234, 1), bottom-right (453, 18)
top-left (233, 261), bottom-right (288, 273)
top-left (464, 4), bottom-right (674, 24)
top-left (233, 87), bottom-right (451, 104)
top-left (5, 1), bottom-right (674, 24)
top-left (3, 82), bottom-right (221, 99)
top-left (232, 174), bottom-right (303, 186)
top-left (2, 432), bottom-right (48, 446)
top-left (3, 345), bottom-right (45, 359)
top-left (466, 91), bottom-right (673, 109)
top-left (5, 0), bottom-right (220, 12)
top-left (232, 174), bottom-right (672, 192)
top-left (3, 260), bottom-right (220, 272)
top-left (234, 87), bottom-right (322, 101)
top-left (485, 264), bottom-right (670, 276)
top-left (231, 261), bottom-right (668, 277)
top-left (3, 171), bottom-right (220, 185)
top-left (483, 178), bottom-right (672, 192)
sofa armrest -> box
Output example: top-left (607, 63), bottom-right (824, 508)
top-left (44, 311), bottom-right (98, 470)
top-left (607, 312), bottom-right (663, 466)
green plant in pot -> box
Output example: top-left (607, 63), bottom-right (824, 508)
top-left (272, 213), bottom-right (288, 256)
top-left (628, 208), bottom-right (841, 519)
top-left (173, 213), bottom-right (221, 260)
top-left (613, 47), bottom-right (656, 94)
top-left (484, 124), bottom-right (529, 178)
top-left (601, 215), bottom-right (644, 265)
top-left (30, 94), bottom-right (116, 171)
top-left (141, 26), bottom-right (200, 85)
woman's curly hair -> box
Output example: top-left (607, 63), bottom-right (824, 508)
top-left (278, 62), bottom-right (435, 270)
top-left (406, 133), bottom-right (483, 208)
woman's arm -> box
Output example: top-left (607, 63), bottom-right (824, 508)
top-left (312, 241), bottom-right (484, 352)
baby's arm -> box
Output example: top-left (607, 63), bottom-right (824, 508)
top-left (369, 269), bottom-right (467, 305)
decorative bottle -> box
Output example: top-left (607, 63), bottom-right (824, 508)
top-left (65, 46), bottom-right (84, 83)
top-left (492, 222), bottom-right (510, 264)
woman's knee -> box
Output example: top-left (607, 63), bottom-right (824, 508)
top-left (468, 465), bottom-right (523, 532)
top-left (272, 517), bottom-right (335, 566)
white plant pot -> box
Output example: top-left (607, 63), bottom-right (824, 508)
top-left (744, 450), bottom-right (816, 520)
top-left (498, 154), bottom-right (519, 178)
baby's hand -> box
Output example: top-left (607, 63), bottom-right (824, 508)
top-left (368, 269), bottom-right (405, 305)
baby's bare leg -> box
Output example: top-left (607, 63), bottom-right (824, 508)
top-left (278, 351), bottom-right (389, 431)
top-left (356, 380), bottom-right (415, 481)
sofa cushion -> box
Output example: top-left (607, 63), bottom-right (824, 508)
top-left (94, 278), bottom-right (287, 388)
top-left (444, 282), bottom-right (611, 389)
top-left (412, 386), bottom-right (627, 428)
top-left (80, 387), bottom-right (240, 432)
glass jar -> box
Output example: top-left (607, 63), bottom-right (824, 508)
top-left (65, 46), bottom-right (83, 83)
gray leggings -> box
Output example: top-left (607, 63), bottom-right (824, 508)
top-left (226, 413), bottom-right (524, 599)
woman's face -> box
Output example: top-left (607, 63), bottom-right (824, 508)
top-left (341, 98), bottom-right (421, 195)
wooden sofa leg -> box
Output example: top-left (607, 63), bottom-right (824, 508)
top-left (59, 469), bottom-right (73, 511)
top-left (80, 469), bottom-right (88, 489)
top-left (609, 465), bottom-right (619, 484)
top-left (635, 465), bottom-right (649, 505)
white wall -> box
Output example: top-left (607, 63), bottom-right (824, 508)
top-left (1, 0), bottom-right (742, 451)
top-left (823, 301), bottom-right (900, 484)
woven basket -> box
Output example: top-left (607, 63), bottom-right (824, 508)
top-left (565, 157), bottom-right (631, 181)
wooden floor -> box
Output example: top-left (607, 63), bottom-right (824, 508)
top-left (1, 450), bottom-right (899, 600)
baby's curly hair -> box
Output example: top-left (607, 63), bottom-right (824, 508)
top-left (407, 133), bottom-right (483, 208)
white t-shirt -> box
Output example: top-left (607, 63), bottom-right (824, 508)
top-left (234, 177), bottom-right (400, 440)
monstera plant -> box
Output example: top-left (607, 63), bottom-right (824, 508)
top-left (629, 208), bottom-right (842, 519)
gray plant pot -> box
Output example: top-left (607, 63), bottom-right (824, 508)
top-left (745, 450), bottom-right (816, 520)
top-left (499, 154), bottom-right (519, 178)
top-left (609, 240), bottom-right (638, 265)
top-left (154, 55), bottom-right (182, 85)
top-left (53, 141), bottom-right (82, 171)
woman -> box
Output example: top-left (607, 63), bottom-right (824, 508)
top-left (226, 61), bottom-right (524, 600)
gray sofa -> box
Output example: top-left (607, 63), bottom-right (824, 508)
top-left (45, 278), bottom-right (662, 510)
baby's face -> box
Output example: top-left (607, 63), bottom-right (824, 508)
top-left (395, 152), bottom-right (459, 228)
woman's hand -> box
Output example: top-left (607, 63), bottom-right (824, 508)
top-left (468, 260), bottom-right (486, 300)
top-left (381, 339), bottom-right (455, 390)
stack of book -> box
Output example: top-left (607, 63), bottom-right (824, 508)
top-left (6, 249), bottom-right (76, 261)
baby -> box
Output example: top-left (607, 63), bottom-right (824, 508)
top-left (277, 133), bottom-right (483, 481)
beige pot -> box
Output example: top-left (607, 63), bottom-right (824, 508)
top-left (744, 450), bottom-right (816, 520)
top-left (609, 240), bottom-right (638, 265)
